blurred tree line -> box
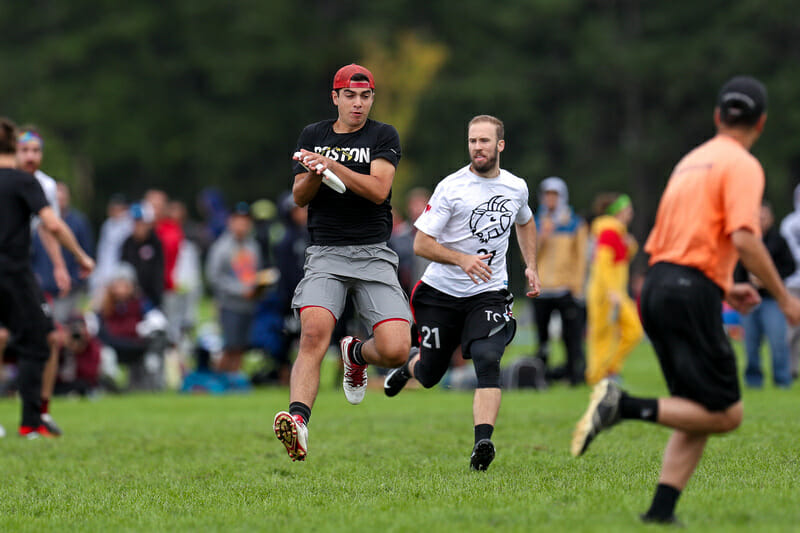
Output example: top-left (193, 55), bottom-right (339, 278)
top-left (2, 0), bottom-right (800, 241)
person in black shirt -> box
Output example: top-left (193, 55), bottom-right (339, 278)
top-left (0, 117), bottom-right (94, 438)
top-left (120, 202), bottom-right (165, 309)
top-left (273, 64), bottom-right (412, 461)
top-left (734, 201), bottom-right (796, 387)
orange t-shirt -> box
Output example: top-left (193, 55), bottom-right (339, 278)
top-left (644, 134), bottom-right (764, 293)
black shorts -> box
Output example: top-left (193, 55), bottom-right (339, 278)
top-left (411, 282), bottom-right (516, 361)
top-left (640, 262), bottom-right (740, 411)
top-left (0, 268), bottom-right (53, 362)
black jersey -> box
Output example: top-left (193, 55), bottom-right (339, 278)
top-left (292, 118), bottom-right (401, 245)
top-left (0, 168), bottom-right (48, 272)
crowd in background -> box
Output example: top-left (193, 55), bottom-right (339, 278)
top-left (2, 173), bottom-right (799, 398)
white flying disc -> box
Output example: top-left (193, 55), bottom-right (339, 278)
top-left (293, 151), bottom-right (347, 194)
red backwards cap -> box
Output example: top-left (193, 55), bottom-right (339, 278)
top-left (332, 64), bottom-right (375, 89)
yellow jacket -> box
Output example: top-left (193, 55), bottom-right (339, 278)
top-left (535, 209), bottom-right (588, 297)
top-left (587, 215), bottom-right (637, 303)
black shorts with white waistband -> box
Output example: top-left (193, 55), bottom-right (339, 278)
top-left (411, 282), bottom-right (516, 361)
top-left (641, 262), bottom-right (740, 411)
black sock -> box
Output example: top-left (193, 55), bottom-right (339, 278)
top-left (644, 483), bottom-right (681, 521)
top-left (351, 341), bottom-right (367, 366)
top-left (620, 393), bottom-right (659, 422)
top-left (289, 402), bottom-right (311, 425)
top-left (474, 424), bottom-right (494, 444)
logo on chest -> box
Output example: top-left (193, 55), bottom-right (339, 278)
top-left (470, 195), bottom-right (512, 243)
top-left (314, 146), bottom-right (371, 164)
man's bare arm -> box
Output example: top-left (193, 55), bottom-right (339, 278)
top-left (38, 206), bottom-right (94, 277)
top-left (295, 149), bottom-right (395, 204)
top-left (413, 230), bottom-right (493, 285)
top-left (732, 228), bottom-right (800, 323)
top-left (515, 219), bottom-right (541, 297)
top-left (37, 223), bottom-right (71, 295)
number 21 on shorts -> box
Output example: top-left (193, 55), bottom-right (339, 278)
top-left (420, 326), bottom-right (440, 349)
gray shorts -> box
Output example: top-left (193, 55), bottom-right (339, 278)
top-left (292, 243), bottom-right (412, 329)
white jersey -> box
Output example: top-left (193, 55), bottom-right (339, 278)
top-left (31, 169), bottom-right (60, 231)
top-left (415, 165), bottom-right (533, 297)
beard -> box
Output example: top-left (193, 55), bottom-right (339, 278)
top-left (470, 149), bottom-right (498, 173)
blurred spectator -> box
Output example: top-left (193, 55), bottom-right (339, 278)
top-left (31, 182), bottom-right (94, 323)
top-left (532, 176), bottom-right (588, 386)
top-left (406, 187), bottom-right (432, 286)
top-left (251, 194), bottom-right (308, 385)
top-left (91, 194), bottom-right (133, 302)
top-left (197, 187), bottom-right (229, 242)
top-left (54, 313), bottom-right (102, 396)
top-left (585, 193), bottom-right (643, 385)
top-left (205, 202), bottom-right (261, 373)
top-left (779, 183), bottom-right (800, 379)
top-left (251, 198), bottom-right (279, 268)
top-left (121, 203), bottom-right (164, 309)
top-left (96, 264), bottom-right (166, 390)
top-left (389, 206), bottom-right (414, 295)
top-left (0, 324), bottom-right (8, 398)
top-left (735, 202), bottom-right (794, 388)
top-left (167, 200), bottom-right (203, 348)
top-left (146, 189), bottom-right (184, 338)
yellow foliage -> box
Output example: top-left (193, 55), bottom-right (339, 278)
top-left (359, 33), bottom-right (448, 197)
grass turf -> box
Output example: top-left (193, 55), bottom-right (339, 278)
top-left (1, 341), bottom-right (799, 532)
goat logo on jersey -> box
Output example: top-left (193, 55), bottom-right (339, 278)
top-left (470, 195), bottom-right (512, 243)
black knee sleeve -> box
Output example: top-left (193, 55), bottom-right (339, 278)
top-left (412, 356), bottom-right (449, 389)
top-left (469, 333), bottom-right (506, 388)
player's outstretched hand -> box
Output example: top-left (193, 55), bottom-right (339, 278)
top-left (460, 254), bottom-right (493, 284)
top-left (779, 293), bottom-right (800, 326)
top-left (78, 255), bottom-right (95, 279)
top-left (54, 264), bottom-right (72, 296)
top-left (726, 282), bottom-right (761, 315)
top-left (525, 266), bottom-right (541, 298)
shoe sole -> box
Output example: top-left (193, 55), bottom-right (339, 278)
top-left (570, 379), bottom-right (610, 457)
top-left (273, 412), bottom-right (305, 462)
top-left (470, 440), bottom-right (495, 471)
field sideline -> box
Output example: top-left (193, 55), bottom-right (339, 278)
top-left (1, 340), bottom-right (798, 532)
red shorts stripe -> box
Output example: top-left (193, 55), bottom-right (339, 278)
top-left (299, 305), bottom-right (336, 321)
top-left (372, 317), bottom-right (410, 331)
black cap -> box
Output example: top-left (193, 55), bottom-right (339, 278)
top-left (717, 75), bottom-right (767, 124)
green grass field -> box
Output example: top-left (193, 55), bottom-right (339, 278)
top-left (1, 339), bottom-right (799, 532)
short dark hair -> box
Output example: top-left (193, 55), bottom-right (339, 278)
top-left (336, 73), bottom-right (372, 95)
top-left (468, 115), bottom-right (504, 141)
top-left (0, 117), bottom-right (17, 155)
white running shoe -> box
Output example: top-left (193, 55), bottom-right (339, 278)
top-left (339, 336), bottom-right (368, 405)
top-left (0, 423), bottom-right (5, 438)
top-left (273, 411), bottom-right (308, 461)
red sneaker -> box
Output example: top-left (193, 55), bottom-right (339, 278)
top-left (273, 412), bottom-right (308, 461)
top-left (339, 336), bottom-right (368, 405)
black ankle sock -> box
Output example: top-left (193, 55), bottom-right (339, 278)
top-left (620, 393), bottom-right (659, 422)
top-left (351, 341), bottom-right (367, 366)
top-left (474, 424), bottom-right (494, 444)
top-left (644, 483), bottom-right (681, 521)
top-left (289, 402), bottom-right (311, 425)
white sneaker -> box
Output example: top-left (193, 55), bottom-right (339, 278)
top-left (273, 411), bottom-right (308, 461)
top-left (339, 336), bottom-right (368, 405)
top-left (0, 423), bottom-right (5, 438)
